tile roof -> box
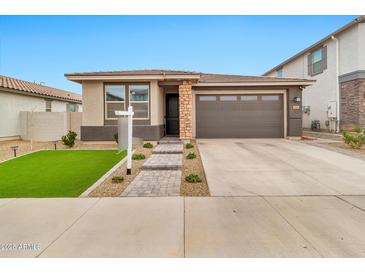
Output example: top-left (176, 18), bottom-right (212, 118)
top-left (65, 69), bottom-right (313, 83)
top-left (0, 75), bottom-right (82, 103)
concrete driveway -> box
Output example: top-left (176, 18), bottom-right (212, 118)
top-left (197, 139), bottom-right (365, 196)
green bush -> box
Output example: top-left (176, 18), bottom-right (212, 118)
top-left (113, 133), bottom-right (118, 144)
top-left (185, 174), bottom-right (202, 183)
top-left (61, 130), bottom-right (77, 147)
top-left (112, 176), bottom-right (124, 183)
top-left (186, 152), bottom-right (196, 159)
top-left (132, 153), bottom-right (146, 160)
top-left (185, 143), bottom-right (194, 149)
top-left (343, 128), bottom-right (365, 149)
top-left (143, 142), bottom-right (153, 149)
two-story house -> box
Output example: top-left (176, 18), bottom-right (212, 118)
top-left (263, 16), bottom-right (365, 132)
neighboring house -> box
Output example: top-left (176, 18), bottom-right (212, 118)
top-left (0, 75), bottom-right (82, 141)
top-left (65, 69), bottom-right (313, 141)
top-left (263, 16), bottom-right (365, 132)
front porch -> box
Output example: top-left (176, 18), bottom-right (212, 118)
top-left (159, 80), bottom-right (194, 140)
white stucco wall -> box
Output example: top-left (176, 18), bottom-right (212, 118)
top-left (0, 91), bottom-right (45, 139)
top-left (358, 23), bottom-right (365, 70)
top-left (267, 23), bottom-right (364, 129)
top-left (0, 90), bottom-right (82, 140)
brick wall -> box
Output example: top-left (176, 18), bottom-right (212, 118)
top-left (340, 79), bottom-right (365, 130)
top-left (179, 80), bottom-right (193, 139)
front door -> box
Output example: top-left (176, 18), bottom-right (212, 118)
top-left (165, 94), bottom-right (179, 135)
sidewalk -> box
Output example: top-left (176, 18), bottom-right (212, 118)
top-left (1, 196), bottom-right (365, 258)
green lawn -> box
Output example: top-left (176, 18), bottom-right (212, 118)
top-left (0, 150), bottom-right (126, 198)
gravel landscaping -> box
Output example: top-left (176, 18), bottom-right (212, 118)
top-left (88, 143), bottom-right (155, 197)
top-left (180, 140), bottom-right (210, 196)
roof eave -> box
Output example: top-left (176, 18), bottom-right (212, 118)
top-left (262, 16), bottom-right (365, 76)
top-left (0, 87), bottom-right (82, 103)
top-left (194, 81), bottom-right (315, 87)
top-left (65, 74), bottom-right (201, 83)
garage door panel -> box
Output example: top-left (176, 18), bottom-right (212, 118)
top-left (196, 94), bottom-right (284, 138)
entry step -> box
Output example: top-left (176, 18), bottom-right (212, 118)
top-left (142, 154), bottom-right (182, 170)
top-left (153, 144), bottom-right (183, 154)
top-left (158, 137), bottom-right (182, 144)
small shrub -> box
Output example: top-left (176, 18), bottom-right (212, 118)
top-left (186, 152), bottom-right (196, 159)
top-left (185, 174), bottom-right (202, 183)
top-left (132, 153), bottom-right (146, 160)
top-left (343, 128), bottom-right (365, 149)
top-left (61, 130), bottom-right (77, 147)
top-left (113, 133), bottom-right (118, 144)
top-left (143, 142), bottom-right (153, 149)
top-left (185, 143), bottom-right (194, 149)
top-left (112, 176), bottom-right (124, 183)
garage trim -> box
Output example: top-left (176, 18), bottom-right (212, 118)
top-left (192, 89), bottom-right (287, 138)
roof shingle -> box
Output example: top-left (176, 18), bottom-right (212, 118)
top-left (0, 75), bottom-right (82, 103)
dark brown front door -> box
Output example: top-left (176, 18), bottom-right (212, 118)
top-left (165, 94), bottom-right (179, 135)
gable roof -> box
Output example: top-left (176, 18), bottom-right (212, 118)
top-left (262, 16), bottom-right (365, 76)
top-left (65, 69), bottom-right (314, 86)
top-left (0, 75), bottom-right (82, 103)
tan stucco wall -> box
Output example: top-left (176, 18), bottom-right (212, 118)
top-left (150, 80), bottom-right (164, 126)
top-left (20, 112), bottom-right (82, 141)
top-left (82, 80), bottom-right (164, 127)
top-left (82, 81), bottom-right (104, 126)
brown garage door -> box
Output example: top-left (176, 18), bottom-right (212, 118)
top-left (196, 94), bottom-right (284, 138)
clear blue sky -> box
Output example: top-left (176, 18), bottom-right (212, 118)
top-left (0, 15), bottom-right (357, 93)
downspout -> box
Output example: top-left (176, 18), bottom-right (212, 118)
top-left (331, 35), bottom-right (340, 133)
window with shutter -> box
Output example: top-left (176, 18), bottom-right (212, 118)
top-left (308, 46), bottom-right (327, 76)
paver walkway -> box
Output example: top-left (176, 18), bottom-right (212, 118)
top-left (121, 138), bottom-right (183, 197)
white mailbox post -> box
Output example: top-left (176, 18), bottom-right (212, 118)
top-left (115, 106), bottom-right (134, 175)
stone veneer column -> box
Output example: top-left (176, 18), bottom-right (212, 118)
top-left (179, 80), bottom-right (193, 139)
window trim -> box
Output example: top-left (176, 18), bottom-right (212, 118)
top-left (128, 84), bottom-right (150, 120)
top-left (308, 46), bottom-right (327, 76)
top-left (67, 103), bottom-right (78, 112)
top-left (103, 82), bottom-right (150, 121)
top-left (45, 99), bottom-right (52, 112)
top-left (104, 84), bottom-right (126, 120)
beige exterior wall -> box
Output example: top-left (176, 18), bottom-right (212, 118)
top-left (82, 80), bottom-right (164, 127)
top-left (20, 112), bottom-right (82, 141)
top-left (150, 80), bottom-right (164, 126)
top-left (82, 81), bottom-right (104, 126)
top-left (266, 23), bottom-right (365, 129)
top-left (0, 90), bottom-right (81, 140)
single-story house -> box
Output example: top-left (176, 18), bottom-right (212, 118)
top-left (65, 69), bottom-right (314, 141)
top-left (0, 75), bottom-right (82, 141)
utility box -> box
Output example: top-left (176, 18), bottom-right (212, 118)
top-left (327, 101), bottom-right (337, 118)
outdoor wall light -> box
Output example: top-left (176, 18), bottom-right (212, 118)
top-left (11, 145), bottom-right (19, 157)
top-left (293, 97), bottom-right (301, 103)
